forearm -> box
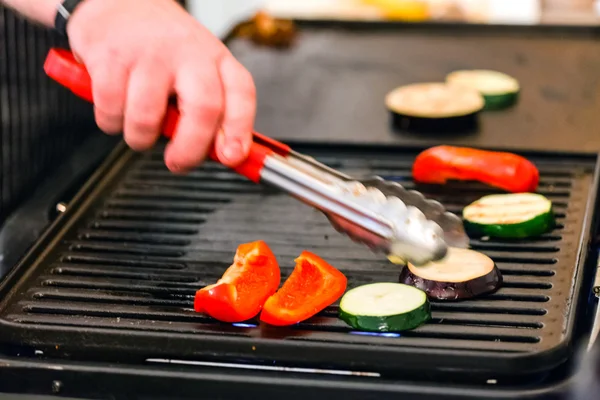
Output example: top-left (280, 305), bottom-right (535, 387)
top-left (2, 0), bottom-right (63, 27)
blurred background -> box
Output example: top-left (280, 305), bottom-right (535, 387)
top-left (188, 0), bottom-right (600, 34)
top-left (186, 0), bottom-right (264, 38)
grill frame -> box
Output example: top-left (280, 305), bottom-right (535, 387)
top-left (0, 141), bottom-right (598, 381)
top-left (0, 352), bottom-right (580, 400)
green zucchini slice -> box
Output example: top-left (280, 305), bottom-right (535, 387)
top-left (463, 193), bottom-right (554, 239)
top-left (446, 70), bottom-right (520, 110)
top-left (339, 283), bottom-right (430, 332)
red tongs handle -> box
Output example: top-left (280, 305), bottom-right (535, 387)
top-left (43, 48), bottom-right (291, 182)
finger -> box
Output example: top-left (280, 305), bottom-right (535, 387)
top-left (124, 61), bottom-right (173, 151)
top-left (215, 55), bottom-right (256, 167)
top-left (164, 63), bottom-right (224, 173)
top-left (88, 61), bottom-right (130, 135)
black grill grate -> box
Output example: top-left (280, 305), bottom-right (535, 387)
top-left (0, 142), bottom-right (597, 379)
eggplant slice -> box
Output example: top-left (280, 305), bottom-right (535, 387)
top-left (399, 247), bottom-right (502, 301)
top-left (385, 82), bottom-right (484, 133)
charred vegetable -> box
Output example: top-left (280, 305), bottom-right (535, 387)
top-left (385, 83), bottom-right (484, 132)
top-left (399, 247), bottom-right (502, 300)
top-left (260, 251), bottom-right (347, 326)
top-left (446, 70), bottom-right (520, 110)
top-left (412, 145), bottom-right (539, 193)
top-left (463, 193), bottom-right (554, 239)
top-left (339, 283), bottom-right (431, 332)
top-left (194, 241), bottom-right (280, 322)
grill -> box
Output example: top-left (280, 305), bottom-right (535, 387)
top-left (0, 141), bottom-right (597, 385)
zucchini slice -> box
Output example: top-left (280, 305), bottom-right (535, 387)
top-left (339, 283), bottom-right (430, 332)
top-left (385, 82), bottom-right (484, 132)
top-left (463, 193), bottom-right (554, 239)
top-left (446, 70), bottom-right (519, 110)
top-left (400, 247), bottom-right (502, 301)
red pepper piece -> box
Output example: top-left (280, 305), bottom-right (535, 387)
top-left (194, 240), bottom-right (280, 323)
top-left (260, 251), bottom-right (347, 326)
top-left (412, 145), bottom-right (539, 193)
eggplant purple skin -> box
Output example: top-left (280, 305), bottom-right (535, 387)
top-left (399, 265), bottom-right (503, 301)
top-left (390, 111), bottom-right (480, 134)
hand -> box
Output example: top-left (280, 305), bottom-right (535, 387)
top-left (66, 0), bottom-right (256, 173)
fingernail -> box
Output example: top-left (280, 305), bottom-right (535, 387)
top-left (168, 162), bottom-right (181, 173)
top-left (220, 138), bottom-right (244, 164)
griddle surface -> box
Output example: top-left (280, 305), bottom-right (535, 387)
top-left (228, 25), bottom-right (600, 153)
top-left (0, 143), bottom-right (596, 379)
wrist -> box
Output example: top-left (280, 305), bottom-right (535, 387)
top-left (39, 0), bottom-right (64, 26)
top-left (1, 0), bottom-right (62, 27)
top-left (54, 0), bottom-right (88, 36)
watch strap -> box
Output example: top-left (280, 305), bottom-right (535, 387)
top-left (54, 0), bottom-right (85, 37)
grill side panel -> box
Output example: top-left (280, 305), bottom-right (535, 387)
top-left (0, 7), bottom-right (96, 221)
top-left (0, 143), bottom-right (596, 378)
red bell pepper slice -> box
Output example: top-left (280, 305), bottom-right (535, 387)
top-left (412, 145), bottom-right (539, 193)
top-left (260, 251), bottom-right (347, 326)
top-left (194, 240), bottom-right (280, 323)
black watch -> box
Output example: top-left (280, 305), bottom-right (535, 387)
top-left (54, 0), bottom-right (86, 37)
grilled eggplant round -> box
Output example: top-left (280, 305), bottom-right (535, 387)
top-left (399, 247), bottom-right (502, 301)
top-left (385, 82), bottom-right (484, 132)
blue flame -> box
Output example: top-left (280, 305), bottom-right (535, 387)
top-left (349, 331), bottom-right (400, 338)
top-left (232, 323), bottom-right (258, 328)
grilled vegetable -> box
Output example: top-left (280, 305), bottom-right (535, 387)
top-left (412, 145), bottom-right (539, 193)
top-left (339, 283), bottom-right (430, 332)
top-left (260, 251), bottom-right (347, 326)
top-left (399, 247), bottom-right (502, 300)
top-left (463, 193), bottom-right (554, 239)
top-left (387, 255), bottom-right (407, 265)
top-left (385, 83), bottom-right (484, 132)
top-left (446, 70), bottom-right (520, 110)
top-left (194, 241), bottom-right (280, 322)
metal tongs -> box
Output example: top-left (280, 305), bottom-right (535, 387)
top-left (43, 48), bottom-right (469, 266)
